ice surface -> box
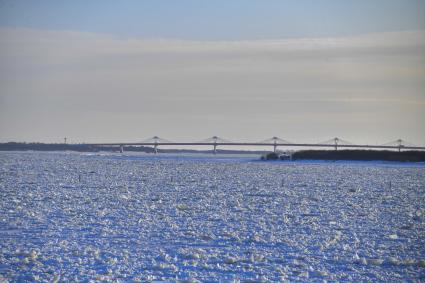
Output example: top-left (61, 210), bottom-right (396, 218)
top-left (0, 151), bottom-right (424, 281)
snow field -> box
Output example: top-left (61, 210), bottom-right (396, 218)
top-left (0, 152), bottom-right (424, 281)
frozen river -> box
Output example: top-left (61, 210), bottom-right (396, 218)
top-left (0, 151), bottom-right (424, 282)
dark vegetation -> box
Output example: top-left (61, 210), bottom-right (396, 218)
top-left (2, 143), bottom-right (424, 161)
top-left (0, 142), bottom-right (266, 154)
top-left (261, 152), bottom-right (280, 160)
top-left (0, 142), bottom-right (155, 153)
top-left (292, 150), bottom-right (425, 162)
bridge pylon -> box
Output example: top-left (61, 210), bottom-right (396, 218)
top-left (380, 139), bottom-right (416, 152)
top-left (259, 137), bottom-right (292, 153)
top-left (141, 136), bottom-right (173, 154)
top-left (273, 137), bottom-right (278, 153)
top-left (334, 137), bottom-right (339, 151)
top-left (152, 136), bottom-right (159, 154)
top-left (199, 136), bottom-right (232, 154)
top-left (317, 137), bottom-right (352, 150)
top-left (212, 136), bottom-right (218, 155)
top-left (397, 139), bottom-right (403, 152)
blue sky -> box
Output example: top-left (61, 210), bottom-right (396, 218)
top-left (1, 0), bottom-right (425, 39)
top-left (0, 1), bottom-right (424, 144)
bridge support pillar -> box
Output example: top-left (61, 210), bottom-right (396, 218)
top-left (273, 143), bottom-right (277, 153)
top-left (397, 139), bottom-right (402, 152)
top-left (154, 143), bottom-right (158, 154)
top-left (213, 143), bottom-right (217, 155)
top-left (120, 145), bottom-right (124, 153)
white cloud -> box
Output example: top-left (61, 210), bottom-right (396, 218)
top-left (0, 28), bottom-right (424, 144)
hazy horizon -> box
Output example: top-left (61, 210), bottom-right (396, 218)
top-left (1, 1), bottom-right (424, 145)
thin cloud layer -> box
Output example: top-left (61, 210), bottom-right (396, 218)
top-left (0, 28), bottom-right (424, 143)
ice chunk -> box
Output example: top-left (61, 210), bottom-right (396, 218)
top-left (176, 204), bottom-right (189, 211)
top-left (225, 256), bottom-right (239, 264)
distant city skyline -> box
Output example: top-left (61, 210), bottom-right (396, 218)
top-left (0, 1), bottom-right (424, 144)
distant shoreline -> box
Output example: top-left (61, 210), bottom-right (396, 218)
top-left (0, 142), bottom-right (267, 155)
top-left (263, 150), bottom-right (425, 162)
top-left (1, 143), bottom-right (425, 162)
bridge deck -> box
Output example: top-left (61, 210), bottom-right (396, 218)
top-left (87, 142), bottom-right (425, 150)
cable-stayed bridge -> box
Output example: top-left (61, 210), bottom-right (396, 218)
top-left (89, 136), bottom-right (425, 154)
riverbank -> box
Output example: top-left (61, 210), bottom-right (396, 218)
top-left (2, 143), bottom-right (425, 162)
top-left (282, 150), bottom-right (425, 162)
top-left (0, 142), bottom-right (266, 154)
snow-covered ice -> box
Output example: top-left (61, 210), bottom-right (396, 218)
top-left (0, 151), bottom-right (424, 282)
